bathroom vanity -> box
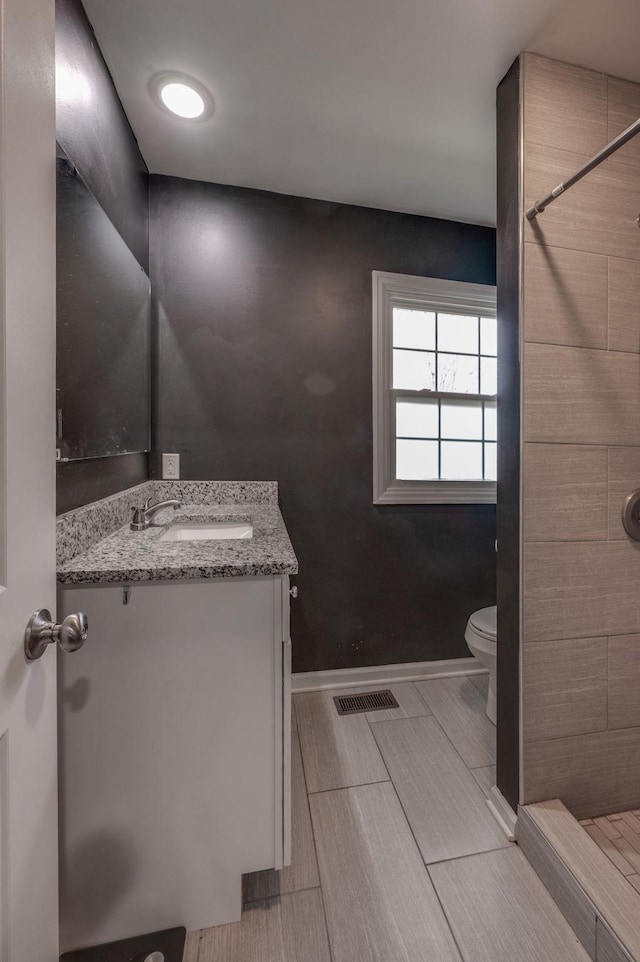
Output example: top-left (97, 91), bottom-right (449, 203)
top-left (56, 482), bottom-right (297, 953)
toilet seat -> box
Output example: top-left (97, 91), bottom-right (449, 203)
top-left (468, 606), bottom-right (496, 642)
top-left (464, 605), bottom-right (497, 725)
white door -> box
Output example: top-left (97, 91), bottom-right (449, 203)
top-left (0, 0), bottom-right (58, 959)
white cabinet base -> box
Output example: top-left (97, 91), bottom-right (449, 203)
top-left (58, 575), bottom-right (290, 953)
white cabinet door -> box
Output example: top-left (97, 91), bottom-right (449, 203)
top-left (0, 0), bottom-right (58, 959)
top-left (58, 577), bottom-right (282, 948)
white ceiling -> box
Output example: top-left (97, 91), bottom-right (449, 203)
top-left (83, 0), bottom-right (640, 227)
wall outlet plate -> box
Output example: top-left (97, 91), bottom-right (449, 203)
top-left (162, 453), bottom-right (180, 480)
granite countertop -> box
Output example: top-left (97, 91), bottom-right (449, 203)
top-left (57, 502), bottom-right (298, 585)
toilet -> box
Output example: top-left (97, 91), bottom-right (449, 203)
top-left (464, 606), bottom-right (497, 725)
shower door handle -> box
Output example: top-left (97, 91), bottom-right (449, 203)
top-left (622, 489), bottom-right (640, 541)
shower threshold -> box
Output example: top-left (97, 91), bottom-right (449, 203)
top-left (517, 799), bottom-right (640, 962)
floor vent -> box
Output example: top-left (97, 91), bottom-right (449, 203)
top-left (333, 690), bottom-right (399, 716)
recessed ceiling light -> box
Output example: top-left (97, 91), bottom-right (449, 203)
top-left (151, 72), bottom-right (214, 122)
top-left (161, 82), bottom-right (204, 119)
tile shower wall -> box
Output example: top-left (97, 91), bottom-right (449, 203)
top-left (521, 53), bottom-right (640, 817)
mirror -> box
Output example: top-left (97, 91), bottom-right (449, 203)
top-left (56, 147), bottom-right (150, 461)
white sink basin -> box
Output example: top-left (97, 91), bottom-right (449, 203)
top-left (159, 522), bottom-right (253, 542)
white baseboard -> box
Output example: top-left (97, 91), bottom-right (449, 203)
top-left (487, 785), bottom-right (517, 841)
top-left (292, 657), bottom-right (487, 693)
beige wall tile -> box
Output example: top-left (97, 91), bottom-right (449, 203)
top-left (608, 634), bottom-right (640, 731)
top-left (521, 56), bottom-right (640, 840)
top-left (609, 257), bottom-right (640, 353)
top-left (523, 728), bottom-right (640, 818)
top-left (523, 637), bottom-right (607, 742)
top-left (524, 144), bottom-right (640, 260)
top-left (524, 540), bottom-right (640, 642)
top-left (524, 243), bottom-right (607, 349)
top-left (523, 53), bottom-right (607, 156)
top-left (524, 343), bottom-right (640, 445)
top-left (608, 77), bottom-right (640, 170)
top-left (608, 446), bottom-right (640, 541)
top-left (523, 443), bottom-right (607, 542)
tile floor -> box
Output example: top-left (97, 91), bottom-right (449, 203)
top-left (580, 811), bottom-right (640, 893)
top-left (183, 675), bottom-right (590, 962)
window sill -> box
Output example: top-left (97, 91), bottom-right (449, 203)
top-left (374, 480), bottom-right (497, 505)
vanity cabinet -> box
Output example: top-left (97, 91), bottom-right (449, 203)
top-left (57, 574), bottom-right (291, 953)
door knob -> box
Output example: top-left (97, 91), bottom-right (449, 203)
top-left (24, 609), bottom-right (88, 662)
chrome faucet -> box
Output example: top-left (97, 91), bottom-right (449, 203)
top-left (130, 498), bottom-right (181, 531)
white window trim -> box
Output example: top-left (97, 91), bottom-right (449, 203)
top-left (373, 271), bottom-right (497, 505)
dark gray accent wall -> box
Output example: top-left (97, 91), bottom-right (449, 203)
top-left (150, 176), bottom-right (497, 672)
top-left (55, 0), bottom-right (149, 513)
top-left (496, 58), bottom-right (521, 811)
top-left (55, 0), bottom-right (148, 269)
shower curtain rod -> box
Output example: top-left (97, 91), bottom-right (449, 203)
top-left (525, 116), bottom-right (640, 220)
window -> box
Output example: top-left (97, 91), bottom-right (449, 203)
top-left (373, 272), bottom-right (497, 504)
